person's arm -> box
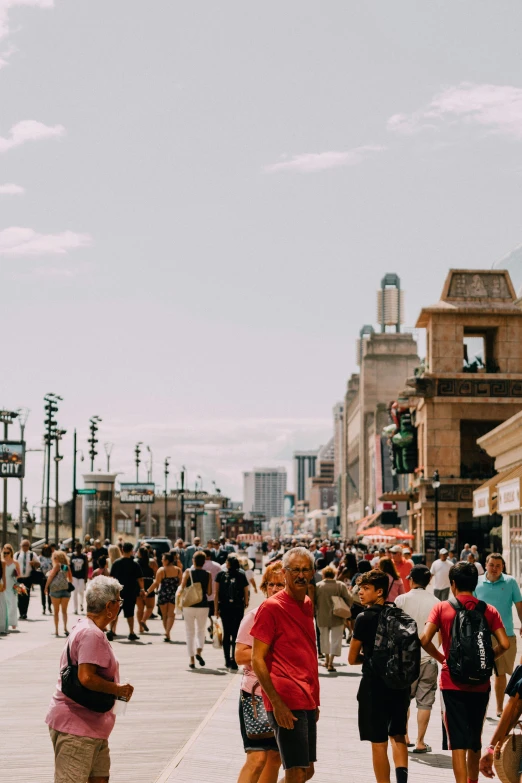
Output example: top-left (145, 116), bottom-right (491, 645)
top-left (13, 561), bottom-right (20, 578)
top-left (514, 596), bottom-right (522, 637)
top-left (44, 566), bottom-right (58, 594)
top-left (348, 637), bottom-right (364, 666)
top-left (420, 622), bottom-right (445, 665)
top-left (78, 663), bottom-right (134, 701)
top-left (235, 642), bottom-right (252, 666)
top-left (252, 638), bottom-right (297, 730)
top-left (480, 693), bottom-right (522, 778)
top-left (244, 586), bottom-right (249, 609)
top-left (249, 577), bottom-right (258, 593)
top-left (67, 567), bottom-right (73, 582)
top-left (146, 567), bottom-right (164, 596)
top-left (492, 626), bottom-right (511, 658)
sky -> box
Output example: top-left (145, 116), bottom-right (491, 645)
top-left (2, 1), bottom-right (522, 515)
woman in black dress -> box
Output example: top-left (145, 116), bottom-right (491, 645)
top-left (146, 552), bottom-right (182, 642)
top-left (136, 547), bottom-right (157, 634)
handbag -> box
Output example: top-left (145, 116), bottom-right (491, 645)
top-left (240, 682), bottom-right (274, 739)
top-left (180, 570), bottom-right (203, 608)
top-left (67, 582), bottom-right (75, 593)
top-left (494, 730), bottom-right (522, 783)
top-left (212, 618), bottom-right (223, 649)
top-left (61, 644), bottom-right (115, 713)
top-left (331, 586), bottom-right (352, 619)
top-left (31, 568), bottom-right (44, 586)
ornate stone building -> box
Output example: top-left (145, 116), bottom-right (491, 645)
top-left (408, 269), bottom-right (522, 559)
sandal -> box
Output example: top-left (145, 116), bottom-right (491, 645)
top-left (327, 666), bottom-right (336, 673)
top-left (412, 745), bottom-right (432, 754)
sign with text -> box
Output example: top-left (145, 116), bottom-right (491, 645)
top-left (0, 441), bottom-right (25, 477)
top-left (498, 477), bottom-right (521, 514)
top-left (119, 483), bottom-right (155, 504)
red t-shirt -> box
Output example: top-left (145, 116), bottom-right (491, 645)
top-left (395, 558), bottom-right (413, 592)
top-left (251, 590), bottom-right (319, 711)
top-left (427, 596), bottom-right (504, 692)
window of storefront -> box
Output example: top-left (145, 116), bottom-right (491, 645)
top-left (510, 514), bottom-right (522, 587)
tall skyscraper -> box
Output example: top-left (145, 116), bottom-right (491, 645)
top-left (293, 451), bottom-right (318, 502)
top-left (243, 467), bottom-right (287, 524)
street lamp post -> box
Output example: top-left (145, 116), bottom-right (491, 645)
top-left (88, 416), bottom-right (102, 471)
top-left (43, 394), bottom-right (61, 544)
top-left (164, 457), bottom-right (170, 538)
top-left (180, 465), bottom-right (186, 541)
top-left (17, 408), bottom-right (30, 549)
top-left (432, 469), bottom-right (441, 557)
top-left (146, 446), bottom-right (153, 536)
top-left (104, 442), bottom-right (114, 472)
top-left (71, 431), bottom-right (84, 548)
top-left (135, 442), bottom-right (142, 536)
top-left (54, 429), bottom-right (66, 545)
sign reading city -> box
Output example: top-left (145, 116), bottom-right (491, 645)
top-left (119, 483), bottom-right (155, 504)
top-left (0, 441), bottom-right (25, 477)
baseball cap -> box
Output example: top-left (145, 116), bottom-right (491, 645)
top-left (439, 548), bottom-right (448, 555)
top-left (402, 548), bottom-right (411, 554)
top-left (407, 564), bottom-right (431, 583)
top-left (390, 545), bottom-right (402, 553)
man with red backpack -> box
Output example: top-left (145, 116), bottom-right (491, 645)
top-left (420, 561), bottom-right (510, 783)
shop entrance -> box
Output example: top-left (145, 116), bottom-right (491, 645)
top-left (457, 509), bottom-right (502, 563)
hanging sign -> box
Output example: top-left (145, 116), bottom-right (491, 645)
top-left (0, 441), bottom-right (25, 477)
top-left (119, 483), bottom-right (155, 504)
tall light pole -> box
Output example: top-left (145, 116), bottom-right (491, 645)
top-left (54, 429), bottom-right (66, 545)
top-left (104, 442), bottom-right (114, 472)
top-left (432, 469), bottom-right (441, 558)
top-left (71, 431), bottom-right (84, 548)
top-left (43, 394), bottom-right (61, 544)
top-left (135, 442), bottom-right (142, 536)
top-left (88, 416), bottom-right (102, 471)
top-left (180, 465), bottom-right (186, 541)
top-left (164, 457), bottom-right (170, 538)
top-left (146, 445), bottom-right (153, 536)
top-left (17, 408), bottom-right (30, 549)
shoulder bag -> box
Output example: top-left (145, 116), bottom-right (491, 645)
top-left (240, 681), bottom-right (274, 739)
top-left (180, 569), bottom-right (203, 608)
top-left (494, 728), bottom-right (522, 783)
top-left (331, 583), bottom-right (352, 619)
top-left (61, 643), bottom-right (115, 713)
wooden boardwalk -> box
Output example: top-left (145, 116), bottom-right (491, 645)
top-left (1, 585), bottom-right (514, 782)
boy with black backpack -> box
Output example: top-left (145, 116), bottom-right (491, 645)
top-left (349, 569), bottom-right (421, 783)
top-left (420, 562), bottom-right (509, 783)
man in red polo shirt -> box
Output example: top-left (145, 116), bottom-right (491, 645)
top-left (252, 547), bottom-right (319, 783)
top-left (391, 545), bottom-right (413, 592)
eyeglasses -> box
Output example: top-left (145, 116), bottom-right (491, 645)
top-left (284, 567), bottom-right (313, 576)
top-left (110, 599), bottom-right (124, 607)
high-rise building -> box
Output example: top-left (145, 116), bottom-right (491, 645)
top-left (293, 451), bottom-right (318, 502)
top-left (243, 467), bottom-right (287, 524)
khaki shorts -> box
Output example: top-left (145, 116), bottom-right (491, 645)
top-left (49, 727), bottom-right (111, 782)
top-left (410, 659), bottom-right (438, 710)
top-left (494, 635), bottom-right (518, 677)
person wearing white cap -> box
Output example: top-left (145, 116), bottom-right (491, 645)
top-left (430, 549), bottom-right (452, 601)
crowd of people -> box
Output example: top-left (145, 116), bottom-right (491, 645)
top-left (3, 533), bottom-right (522, 783)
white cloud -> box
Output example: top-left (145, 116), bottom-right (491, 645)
top-left (265, 145), bottom-right (385, 173)
top-left (0, 120), bottom-right (65, 153)
top-left (388, 83), bottom-right (522, 139)
top-left (0, 182), bottom-right (24, 194)
top-left (0, 226), bottom-right (91, 256)
top-left (0, 0), bottom-right (53, 42)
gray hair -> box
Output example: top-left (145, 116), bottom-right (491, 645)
top-left (282, 546), bottom-right (315, 570)
top-left (85, 576), bottom-right (123, 614)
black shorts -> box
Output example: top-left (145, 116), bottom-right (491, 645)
top-left (357, 676), bottom-right (409, 743)
top-left (120, 594), bottom-right (137, 619)
top-left (441, 689), bottom-right (490, 752)
top-left (267, 710), bottom-right (317, 770)
top-left (239, 694), bottom-right (279, 753)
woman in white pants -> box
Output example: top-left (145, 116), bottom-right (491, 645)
top-left (180, 551), bottom-right (212, 669)
top-left (315, 564), bottom-right (352, 672)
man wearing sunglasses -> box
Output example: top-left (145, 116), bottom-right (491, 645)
top-left (252, 547), bottom-right (319, 783)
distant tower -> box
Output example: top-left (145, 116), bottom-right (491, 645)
top-left (356, 325), bottom-right (375, 366)
top-left (377, 273), bottom-right (404, 333)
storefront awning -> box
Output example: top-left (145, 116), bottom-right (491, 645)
top-left (355, 511), bottom-right (381, 535)
top-left (473, 465), bottom-right (522, 517)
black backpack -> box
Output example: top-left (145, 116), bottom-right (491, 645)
top-left (447, 597), bottom-right (494, 685)
top-left (222, 571), bottom-right (245, 606)
top-left (369, 604), bottom-right (421, 689)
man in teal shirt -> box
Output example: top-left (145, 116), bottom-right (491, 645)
top-left (475, 553), bottom-right (522, 715)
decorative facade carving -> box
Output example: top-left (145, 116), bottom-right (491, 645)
top-left (436, 378), bottom-right (522, 398)
top-left (447, 272), bottom-right (512, 300)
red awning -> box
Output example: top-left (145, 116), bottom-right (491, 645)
top-left (384, 527), bottom-right (414, 540)
top-left (359, 526), bottom-right (395, 538)
top-left (355, 511), bottom-right (381, 535)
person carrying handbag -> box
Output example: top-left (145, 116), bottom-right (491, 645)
top-left (180, 552), bottom-right (212, 668)
top-left (314, 565), bottom-right (352, 672)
